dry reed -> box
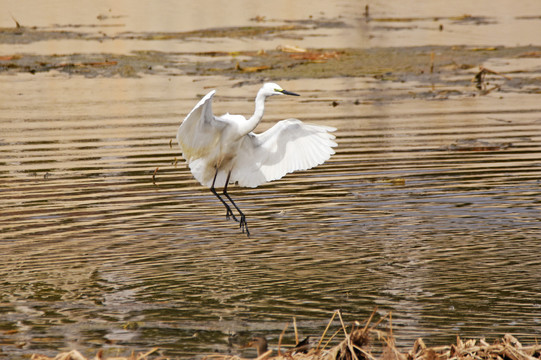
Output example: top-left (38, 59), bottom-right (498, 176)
top-left (30, 310), bottom-right (541, 360)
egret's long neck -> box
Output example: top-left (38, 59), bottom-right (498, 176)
top-left (240, 90), bottom-right (267, 135)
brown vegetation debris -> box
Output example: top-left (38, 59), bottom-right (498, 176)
top-left (473, 66), bottom-right (511, 92)
top-left (235, 62), bottom-right (271, 73)
top-left (251, 15), bottom-right (267, 23)
top-left (29, 311), bottom-right (541, 360)
top-left (288, 51), bottom-right (341, 62)
top-left (443, 139), bottom-right (512, 152)
top-left (31, 348), bottom-right (159, 360)
top-left (516, 51), bottom-right (541, 58)
top-left (277, 45), bottom-right (307, 53)
top-left (0, 54), bottom-right (22, 61)
top-left (204, 310), bottom-right (541, 360)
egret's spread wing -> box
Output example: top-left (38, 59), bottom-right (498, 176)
top-left (176, 90), bottom-right (227, 163)
top-left (232, 119), bottom-right (337, 187)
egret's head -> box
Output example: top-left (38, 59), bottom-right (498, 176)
top-left (261, 82), bottom-right (300, 97)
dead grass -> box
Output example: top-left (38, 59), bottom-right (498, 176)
top-left (30, 310), bottom-right (541, 360)
top-left (205, 309), bottom-right (541, 360)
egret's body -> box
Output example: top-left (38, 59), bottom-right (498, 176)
top-left (177, 83), bottom-right (337, 235)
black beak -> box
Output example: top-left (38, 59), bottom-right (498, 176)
top-left (281, 89), bottom-right (300, 96)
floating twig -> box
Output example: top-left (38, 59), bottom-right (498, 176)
top-left (152, 167), bottom-right (159, 186)
top-left (293, 317), bottom-right (299, 344)
top-left (277, 321), bottom-right (289, 356)
top-left (11, 15), bottom-right (21, 28)
top-left (473, 66), bottom-right (511, 91)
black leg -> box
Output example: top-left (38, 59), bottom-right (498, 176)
top-left (210, 169), bottom-right (238, 222)
top-left (223, 171), bottom-right (250, 237)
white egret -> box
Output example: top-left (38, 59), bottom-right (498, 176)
top-left (177, 82), bottom-right (337, 236)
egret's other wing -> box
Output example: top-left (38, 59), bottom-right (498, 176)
top-left (176, 90), bottom-right (227, 162)
top-left (232, 119), bottom-right (337, 187)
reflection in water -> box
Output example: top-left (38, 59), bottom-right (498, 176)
top-left (1, 75), bottom-right (540, 358)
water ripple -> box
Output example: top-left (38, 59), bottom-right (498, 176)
top-left (1, 76), bottom-right (541, 358)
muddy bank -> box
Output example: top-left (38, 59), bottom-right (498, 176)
top-left (0, 17), bottom-right (346, 44)
top-left (2, 15), bottom-right (541, 98)
top-left (2, 44), bottom-right (540, 99)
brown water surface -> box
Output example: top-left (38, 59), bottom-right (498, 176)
top-left (2, 74), bottom-right (541, 358)
top-left (1, 0), bottom-right (541, 359)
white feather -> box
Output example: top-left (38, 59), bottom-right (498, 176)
top-left (232, 119), bottom-right (336, 187)
top-left (177, 83), bottom-right (337, 189)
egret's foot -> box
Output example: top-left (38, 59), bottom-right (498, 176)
top-left (239, 215), bottom-right (250, 237)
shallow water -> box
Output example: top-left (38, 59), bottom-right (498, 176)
top-left (2, 0), bottom-right (540, 56)
top-left (2, 0), bottom-right (541, 358)
top-left (1, 74), bottom-right (541, 358)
